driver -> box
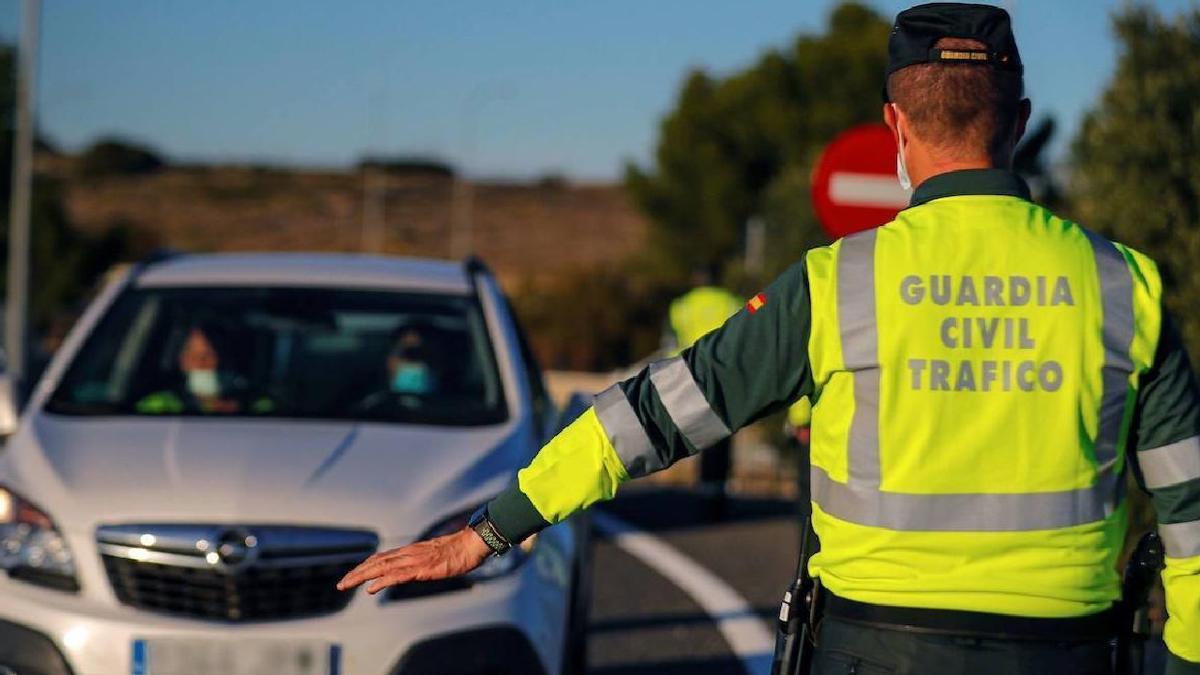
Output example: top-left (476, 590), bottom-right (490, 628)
top-left (137, 323), bottom-right (267, 414)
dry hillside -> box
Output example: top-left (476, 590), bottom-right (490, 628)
top-left (55, 163), bottom-right (649, 288)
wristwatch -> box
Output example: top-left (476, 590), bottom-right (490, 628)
top-left (469, 507), bottom-right (512, 556)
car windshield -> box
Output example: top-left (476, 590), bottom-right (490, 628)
top-left (45, 286), bottom-right (508, 426)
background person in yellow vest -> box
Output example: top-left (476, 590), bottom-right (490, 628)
top-left (664, 268), bottom-right (743, 520)
top-left (339, 4), bottom-right (1200, 673)
top-left (785, 396), bottom-right (812, 526)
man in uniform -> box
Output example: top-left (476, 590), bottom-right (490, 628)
top-left (340, 4), bottom-right (1200, 673)
top-left (664, 269), bottom-right (743, 519)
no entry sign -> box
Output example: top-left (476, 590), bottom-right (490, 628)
top-left (811, 123), bottom-right (911, 240)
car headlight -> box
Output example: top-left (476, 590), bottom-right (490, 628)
top-left (383, 505), bottom-right (532, 602)
top-left (0, 485), bottom-right (79, 592)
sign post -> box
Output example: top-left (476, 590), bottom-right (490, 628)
top-left (6, 0), bottom-right (41, 395)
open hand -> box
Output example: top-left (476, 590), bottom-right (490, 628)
top-left (336, 527), bottom-right (492, 595)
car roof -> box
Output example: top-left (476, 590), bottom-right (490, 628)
top-left (134, 253), bottom-right (474, 294)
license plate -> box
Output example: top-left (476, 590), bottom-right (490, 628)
top-left (132, 639), bottom-right (340, 675)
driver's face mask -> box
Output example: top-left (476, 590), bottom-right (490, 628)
top-left (187, 369), bottom-right (220, 398)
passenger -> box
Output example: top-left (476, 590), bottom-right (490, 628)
top-left (355, 323), bottom-right (441, 413)
top-left (387, 324), bottom-right (440, 395)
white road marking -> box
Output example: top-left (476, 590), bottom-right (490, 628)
top-left (829, 172), bottom-right (911, 208)
top-left (591, 511), bottom-right (775, 675)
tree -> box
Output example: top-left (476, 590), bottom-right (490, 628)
top-left (539, 2), bottom-right (1063, 369)
top-left (356, 155), bottom-right (454, 179)
top-left (625, 3), bottom-right (892, 286)
top-left (512, 264), bottom-right (673, 372)
top-left (0, 45), bottom-right (155, 346)
top-left (1071, 5), bottom-right (1200, 363)
top-left (77, 137), bottom-right (166, 178)
top-left (1014, 118), bottom-right (1066, 212)
top-left (522, 3), bottom-right (895, 369)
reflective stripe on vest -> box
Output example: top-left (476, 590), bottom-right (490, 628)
top-left (813, 228), bottom-right (1137, 532)
top-left (649, 356), bottom-right (731, 452)
top-left (1139, 435), bottom-right (1200, 490)
top-left (1161, 519), bottom-right (1200, 559)
top-left (594, 384), bottom-right (660, 478)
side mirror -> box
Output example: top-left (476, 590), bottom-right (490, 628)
top-left (0, 375), bottom-right (20, 438)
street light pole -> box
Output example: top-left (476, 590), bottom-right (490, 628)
top-left (6, 0), bottom-right (41, 393)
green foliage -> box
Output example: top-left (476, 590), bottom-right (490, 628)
top-left (0, 47), bottom-right (155, 345)
top-left (529, 2), bottom-right (896, 370)
top-left (625, 2), bottom-right (891, 286)
top-left (1071, 4), bottom-right (1200, 363)
top-left (1014, 118), bottom-right (1067, 213)
top-left (519, 2), bottom-right (1084, 372)
top-left (78, 137), bottom-right (166, 178)
top-left (0, 172), bottom-right (156, 341)
top-left (511, 265), bottom-right (674, 372)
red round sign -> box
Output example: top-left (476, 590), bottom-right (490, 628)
top-left (811, 123), bottom-right (910, 240)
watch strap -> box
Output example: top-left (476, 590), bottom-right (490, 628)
top-left (471, 509), bottom-right (512, 556)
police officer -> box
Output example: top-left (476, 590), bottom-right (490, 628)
top-left (339, 4), bottom-right (1200, 673)
top-left (664, 268), bottom-right (743, 519)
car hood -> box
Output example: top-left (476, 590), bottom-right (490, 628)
top-left (4, 413), bottom-right (531, 540)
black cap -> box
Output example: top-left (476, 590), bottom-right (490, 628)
top-left (884, 3), bottom-right (1023, 101)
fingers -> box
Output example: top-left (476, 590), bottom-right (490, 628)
top-left (341, 556), bottom-right (432, 594)
top-left (365, 566), bottom-right (420, 595)
top-left (337, 530), bottom-right (488, 593)
top-left (336, 565), bottom-right (374, 591)
top-left (337, 547), bottom-right (417, 590)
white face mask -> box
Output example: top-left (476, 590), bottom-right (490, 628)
top-left (187, 369), bottom-right (220, 398)
top-left (893, 104), bottom-right (913, 192)
top-left (896, 150), bottom-right (912, 192)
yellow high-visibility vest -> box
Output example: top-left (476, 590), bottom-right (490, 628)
top-left (788, 397), bottom-right (812, 429)
top-left (804, 194), bottom-right (1164, 619)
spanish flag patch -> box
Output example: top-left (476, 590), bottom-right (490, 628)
top-left (747, 293), bottom-right (767, 314)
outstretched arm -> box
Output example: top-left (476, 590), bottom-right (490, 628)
top-left (1127, 312), bottom-right (1200, 673)
top-left (339, 259), bottom-right (816, 593)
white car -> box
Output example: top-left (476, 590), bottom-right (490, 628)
top-left (0, 253), bottom-right (590, 675)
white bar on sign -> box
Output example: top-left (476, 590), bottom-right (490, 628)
top-left (829, 172), bottom-right (911, 208)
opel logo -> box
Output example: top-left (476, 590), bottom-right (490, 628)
top-left (206, 528), bottom-right (259, 572)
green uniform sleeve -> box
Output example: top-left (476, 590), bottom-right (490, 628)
top-left (631, 260), bottom-right (815, 456)
top-left (487, 260), bottom-right (816, 543)
top-left (1128, 311), bottom-right (1200, 669)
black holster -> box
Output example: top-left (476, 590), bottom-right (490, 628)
top-left (770, 558), bottom-right (822, 675)
top-left (1115, 531), bottom-right (1164, 675)
top-left (770, 507), bottom-right (822, 675)
top-left (772, 435), bottom-right (822, 675)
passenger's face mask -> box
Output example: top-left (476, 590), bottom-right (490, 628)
top-left (893, 104), bottom-right (913, 192)
top-left (391, 363), bottom-right (432, 394)
top-left (187, 369), bottom-right (220, 398)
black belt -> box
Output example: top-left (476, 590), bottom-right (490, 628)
top-left (824, 591), bottom-right (1117, 642)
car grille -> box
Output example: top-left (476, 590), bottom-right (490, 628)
top-left (97, 524), bottom-right (377, 622)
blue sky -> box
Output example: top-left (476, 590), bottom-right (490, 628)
top-left (0, 1), bottom-right (1195, 181)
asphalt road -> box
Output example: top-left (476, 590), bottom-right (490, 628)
top-left (586, 487), bottom-right (801, 675)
